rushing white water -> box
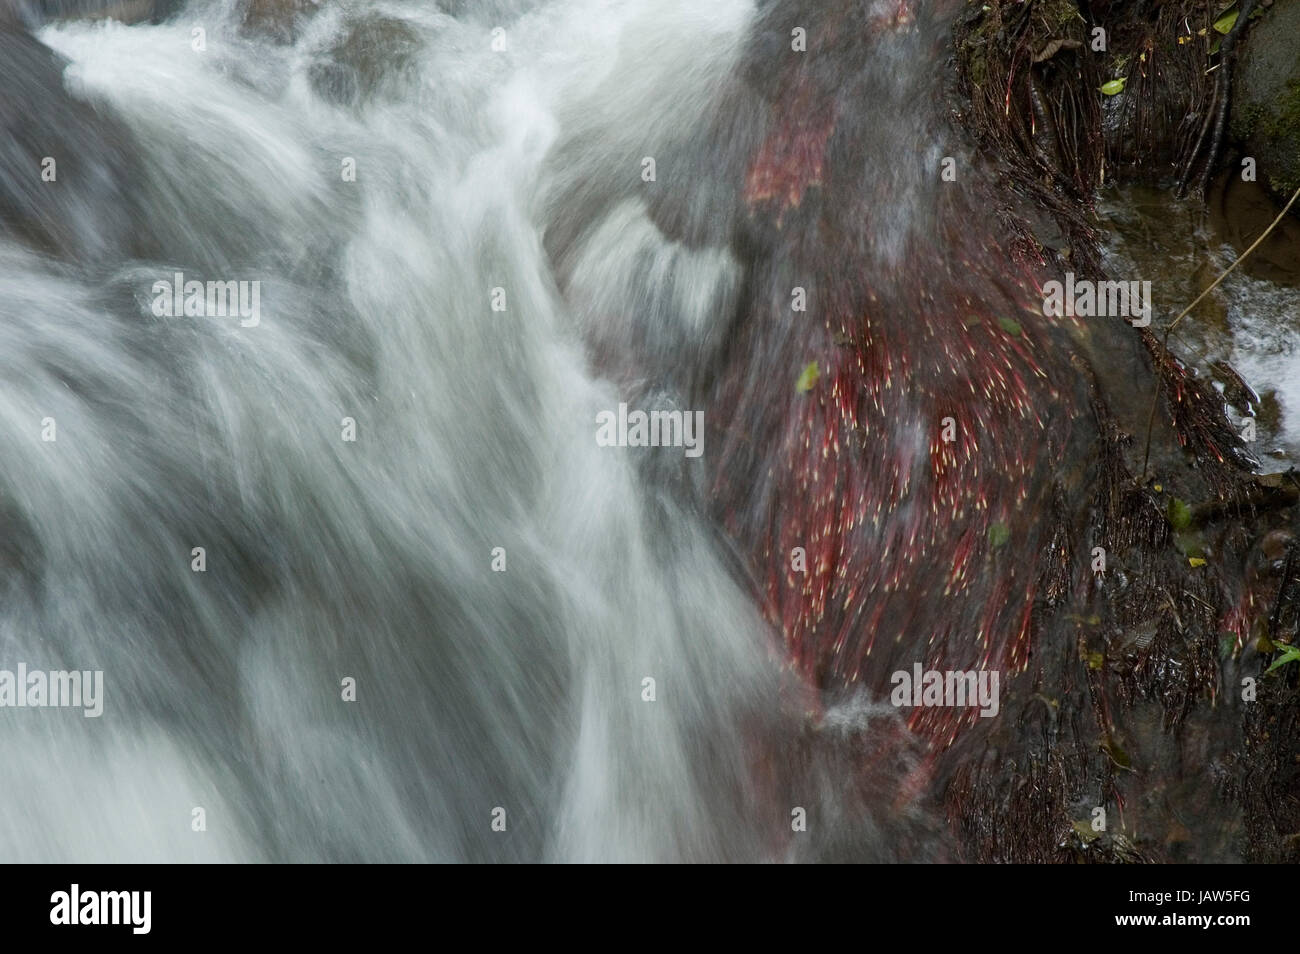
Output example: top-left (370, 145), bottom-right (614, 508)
top-left (0, 0), bottom-right (934, 862)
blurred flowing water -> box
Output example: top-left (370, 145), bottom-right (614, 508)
top-left (0, 0), bottom-right (948, 861)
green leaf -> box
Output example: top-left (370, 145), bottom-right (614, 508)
top-left (796, 360), bottom-right (820, 394)
top-left (1100, 77), bottom-right (1127, 96)
top-left (1072, 819), bottom-right (1102, 843)
top-left (997, 317), bottom-right (1022, 336)
top-left (1189, 556), bottom-right (1207, 568)
top-left (1213, 10), bottom-right (1239, 34)
top-left (988, 522), bottom-right (1010, 550)
top-left (1167, 497), bottom-right (1192, 532)
top-left (1102, 737), bottom-right (1132, 770)
top-left (1265, 644), bottom-right (1300, 674)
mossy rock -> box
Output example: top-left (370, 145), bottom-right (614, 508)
top-left (1235, 0), bottom-right (1300, 201)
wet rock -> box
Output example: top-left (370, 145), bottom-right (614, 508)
top-left (308, 13), bottom-right (422, 108)
top-left (1259, 528), bottom-right (1294, 563)
top-left (1235, 0), bottom-right (1300, 201)
top-left (241, 0), bottom-right (320, 43)
top-left (0, 30), bottom-right (141, 262)
top-left (435, 0), bottom-right (534, 22)
top-left (11, 0), bottom-right (183, 26)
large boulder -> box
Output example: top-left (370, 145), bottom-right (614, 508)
top-left (0, 29), bottom-right (141, 263)
top-left (1235, 0), bottom-right (1300, 200)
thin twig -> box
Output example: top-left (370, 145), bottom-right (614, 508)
top-left (1168, 182), bottom-right (1300, 335)
top-left (1139, 181), bottom-right (1300, 480)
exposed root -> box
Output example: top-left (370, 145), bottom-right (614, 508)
top-left (1176, 0), bottom-right (1260, 199)
top-left (950, 0), bottom-right (1297, 862)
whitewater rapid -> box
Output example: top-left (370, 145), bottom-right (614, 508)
top-left (0, 0), bottom-right (937, 862)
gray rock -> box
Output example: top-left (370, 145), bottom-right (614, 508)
top-left (1235, 0), bottom-right (1300, 200)
top-left (7, 0), bottom-right (183, 27)
top-left (0, 29), bottom-right (142, 263)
